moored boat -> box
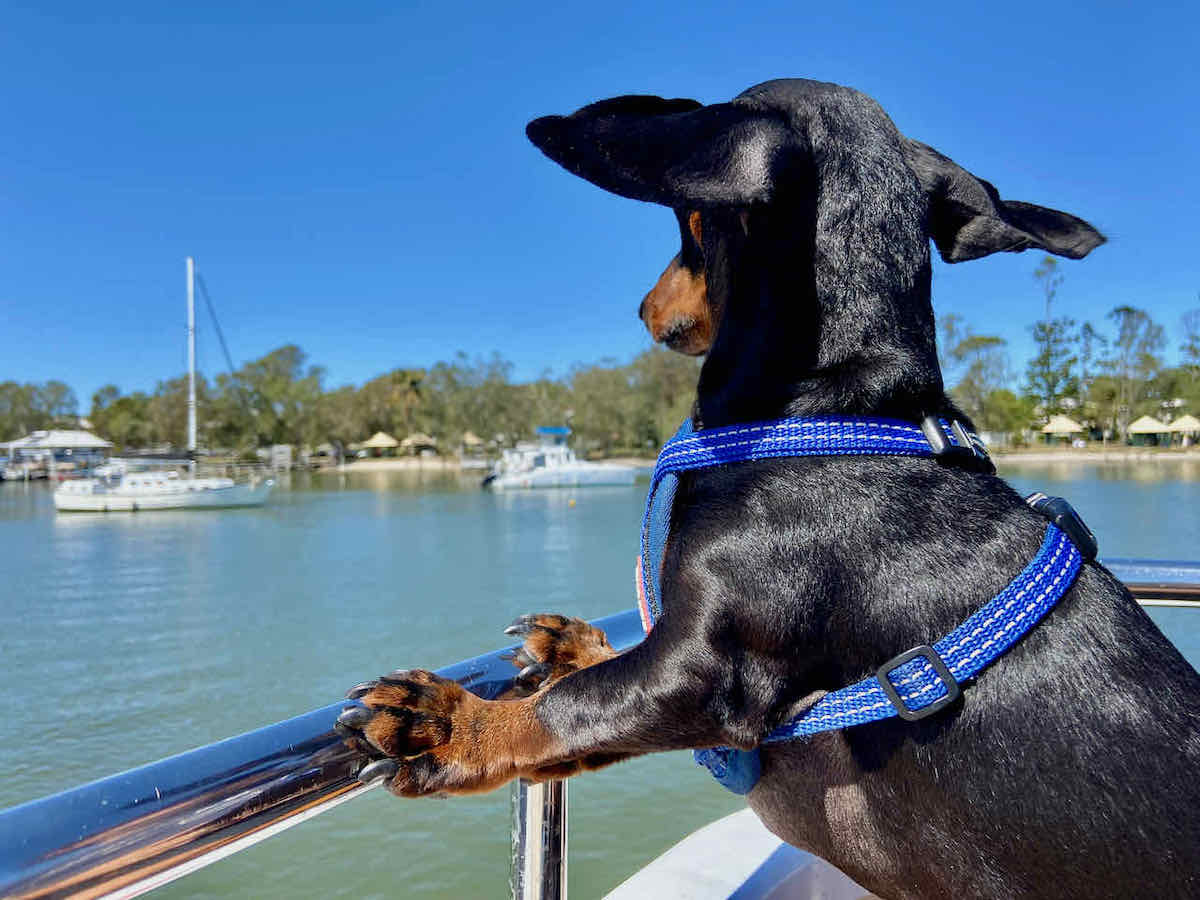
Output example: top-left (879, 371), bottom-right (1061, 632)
top-left (482, 427), bottom-right (637, 489)
top-left (54, 470), bottom-right (273, 511)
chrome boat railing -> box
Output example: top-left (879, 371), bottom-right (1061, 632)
top-left (0, 562), bottom-right (1192, 899)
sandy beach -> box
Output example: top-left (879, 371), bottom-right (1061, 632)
top-left (318, 448), bottom-right (1200, 474)
top-left (994, 448), bottom-right (1200, 464)
top-left (315, 457), bottom-right (465, 473)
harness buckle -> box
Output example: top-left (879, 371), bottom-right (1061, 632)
top-left (876, 644), bottom-right (961, 721)
top-left (919, 415), bottom-right (996, 474)
top-left (1025, 493), bottom-right (1098, 561)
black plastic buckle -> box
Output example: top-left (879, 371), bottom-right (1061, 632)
top-left (1025, 492), bottom-right (1099, 561)
top-left (876, 644), bottom-right (961, 722)
top-left (919, 416), bottom-right (995, 474)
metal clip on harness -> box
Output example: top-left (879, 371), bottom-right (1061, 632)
top-left (920, 415), bottom-right (996, 475)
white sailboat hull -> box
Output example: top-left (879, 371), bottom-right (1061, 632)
top-left (54, 480), bottom-right (274, 512)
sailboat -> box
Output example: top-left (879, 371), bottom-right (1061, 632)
top-left (54, 259), bottom-right (274, 512)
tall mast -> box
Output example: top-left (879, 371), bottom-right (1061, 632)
top-left (186, 257), bottom-right (197, 454)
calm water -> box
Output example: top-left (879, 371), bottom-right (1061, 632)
top-left (1, 461), bottom-right (1198, 898)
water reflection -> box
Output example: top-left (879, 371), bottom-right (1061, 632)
top-left (1000, 457), bottom-right (1200, 483)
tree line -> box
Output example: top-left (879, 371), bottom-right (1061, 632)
top-left (941, 257), bottom-right (1200, 442)
top-left (4, 259), bottom-right (1196, 455)
top-left (1, 346), bottom-right (700, 457)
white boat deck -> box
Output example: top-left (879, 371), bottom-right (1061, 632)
top-left (606, 809), bottom-right (873, 900)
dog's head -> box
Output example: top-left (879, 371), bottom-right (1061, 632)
top-left (528, 80), bottom-right (1104, 362)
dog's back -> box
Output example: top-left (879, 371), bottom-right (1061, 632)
top-left (342, 78), bottom-right (1199, 900)
top-left (528, 79), bottom-right (1199, 898)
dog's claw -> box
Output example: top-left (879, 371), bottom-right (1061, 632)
top-left (512, 648), bottom-right (536, 667)
top-left (337, 705), bottom-right (373, 729)
top-left (518, 663), bottom-right (551, 682)
top-left (380, 669), bottom-right (414, 684)
top-left (345, 681), bottom-right (377, 699)
top-left (357, 758), bottom-right (398, 785)
top-left (505, 615), bottom-right (535, 636)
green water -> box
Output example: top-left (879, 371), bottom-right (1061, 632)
top-left (1, 461), bottom-right (1198, 897)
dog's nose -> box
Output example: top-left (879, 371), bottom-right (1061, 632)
top-left (637, 298), bottom-right (647, 320)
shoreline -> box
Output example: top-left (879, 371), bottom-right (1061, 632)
top-left (317, 448), bottom-right (1200, 474)
top-left (993, 449), bottom-right (1200, 464)
top-left (315, 457), bottom-right (465, 473)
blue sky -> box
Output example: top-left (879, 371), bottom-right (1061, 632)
top-left (2, 2), bottom-right (1196, 408)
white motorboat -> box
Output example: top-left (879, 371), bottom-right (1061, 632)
top-left (482, 427), bottom-right (637, 490)
top-left (54, 470), bottom-right (273, 511)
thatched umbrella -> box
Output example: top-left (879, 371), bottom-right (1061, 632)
top-left (361, 432), bottom-right (400, 457)
top-left (1041, 415), bottom-right (1083, 435)
top-left (1168, 414), bottom-right (1200, 447)
top-left (1168, 414), bottom-right (1200, 434)
top-left (362, 431), bottom-right (400, 449)
top-left (1129, 416), bottom-right (1170, 447)
top-left (1128, 416), bottom-right (1169, 435)
top-left (400, 432), bottom-right (438, 454)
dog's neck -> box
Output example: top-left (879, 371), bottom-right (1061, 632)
top-left (694, 154), bottom-right (950, 430)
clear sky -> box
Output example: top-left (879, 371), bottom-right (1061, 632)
top-left (3, 2), bottom-right (1196, 407)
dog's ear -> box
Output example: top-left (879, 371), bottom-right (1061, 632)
top-left (527, 95), bottom-right (794, 207)
top-left (902, 138), bottom-right (1105, 263)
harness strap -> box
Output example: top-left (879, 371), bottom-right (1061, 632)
top-left (639, 416), bottom-right (988, 625)
top-left (761, 523), bottom-right (1081, 741)
top-left (635, 415), bottom-right (1090, 796)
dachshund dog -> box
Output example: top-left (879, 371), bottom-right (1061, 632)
top-left (339, 80), bottom-right (1200, 899)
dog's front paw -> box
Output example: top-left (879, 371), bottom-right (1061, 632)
top-left (504, 614), bottom-right (617, 693)
top-left (338, 668), bottom-right (564, 797)
top-left (338, 669), bottom-right (470, 796)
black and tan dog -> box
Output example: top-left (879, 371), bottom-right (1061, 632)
top-left (339, 80), bottom-right (1200, 898)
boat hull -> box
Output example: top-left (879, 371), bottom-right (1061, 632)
top-left (54, 480), bottom-right (274, 512)
top-left (484, 464), bottom-right (636, 490)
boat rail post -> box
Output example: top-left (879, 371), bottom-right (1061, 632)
top-left (510, 777), bottom-right (568, 900)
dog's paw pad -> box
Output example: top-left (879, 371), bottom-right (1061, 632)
top-left (337, 669), bottom-right (461, 760)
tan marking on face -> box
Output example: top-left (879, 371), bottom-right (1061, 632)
top-left (640, 254), bottom-right (713, 356)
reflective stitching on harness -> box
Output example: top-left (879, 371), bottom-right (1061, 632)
top-left (761, 527), bottom-right (1081, 740)
top-left (634, 415), bottom-right (1083, 794)
top-left (639, 417), bottom-right (984, 622)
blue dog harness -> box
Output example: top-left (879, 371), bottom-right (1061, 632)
top-left (635, 416), bottom-right (1096, 795)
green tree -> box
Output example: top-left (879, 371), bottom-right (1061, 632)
top-left (0, 382), bottom-right (45, 438)
top-left (1101, 306), bottom-right (1165, 439)
top-left (937, 316), bottom-right (1017, 433)
top-left (950, 334), bottom-right (1011, 430)
top-left (147, 374), bottom-right (211, 448)
top-left (318, 385), bottom-right (364, 446)
top-left (982, 389), bottom-right (1038, 442)
top-left (354, 368), bottom-right (426, 439)
top-left (1024, 317), bottom-right (1078, 417)
top-left (1023, 256), bottom-right (1079, 416)
top-left (1180, 306), bottom-right (1200, 382)
top-left (629, 347), bottom-right (701, 449)
top-left (569, 360), bottom-right (638, 455)
top-left (227, 345), bottom-right (325, 447)
top-left (0, 380), bottom-right (79, 438)
top-left (90, 387), bottom-right (154, 450)
top-left (34, 381), bottom-right (79, 427)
